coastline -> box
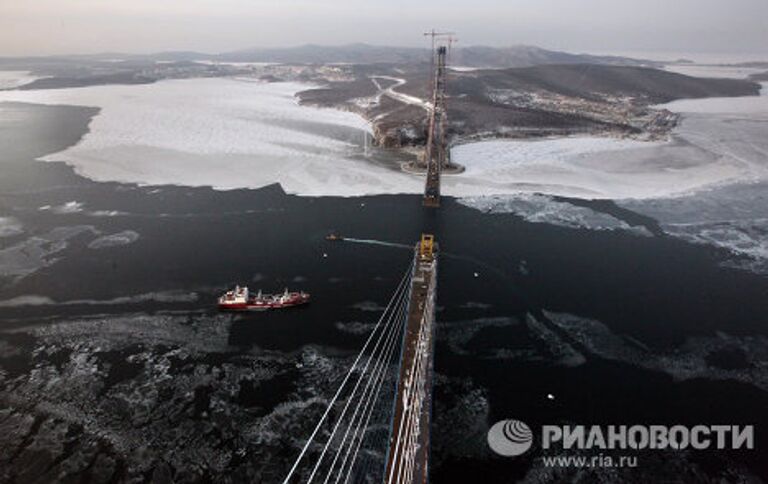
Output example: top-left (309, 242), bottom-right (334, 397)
top-left (1, 81), bottom-right (768, 483)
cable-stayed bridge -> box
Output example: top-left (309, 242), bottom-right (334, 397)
top-left (282, 235), bottom-right (438, 484)
top-left (282, 33), bottom-right (455, 484)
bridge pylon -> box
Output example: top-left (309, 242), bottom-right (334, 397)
top-left (383, 234), bottom-right (438, 483)
top-left (422, 39), bottom-right (451, 208)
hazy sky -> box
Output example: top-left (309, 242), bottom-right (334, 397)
top-left (1, 0), bottom-right (766, 59)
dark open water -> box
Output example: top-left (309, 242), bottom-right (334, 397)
top-left (1, 101), bottom-right (767, 483)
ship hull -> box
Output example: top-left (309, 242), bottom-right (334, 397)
top-left (218, 296), bottom-right (310, 312)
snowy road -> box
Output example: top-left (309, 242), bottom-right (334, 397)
top-left (371, 76), bottom-right (433, 112)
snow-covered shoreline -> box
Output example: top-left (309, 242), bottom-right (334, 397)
top-left (0, 70), bottom-right (46, 89)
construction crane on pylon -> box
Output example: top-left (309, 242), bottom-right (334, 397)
top-left (423, 30), bottom-right (458, 52)
top-left (424, 29), bottom-right (459, 85)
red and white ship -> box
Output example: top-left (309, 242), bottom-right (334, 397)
top-left (218, 286), bottom-right (310, 311)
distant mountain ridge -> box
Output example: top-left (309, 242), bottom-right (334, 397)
top-left (217, 43), bottom-right (659, 68)
top-left (451, 45), bottom-right (659, 68)
top-left (0, 43), bottom-right (660, 69)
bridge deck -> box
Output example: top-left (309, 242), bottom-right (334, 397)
top-left (384, 246), bottom-right (438, 484)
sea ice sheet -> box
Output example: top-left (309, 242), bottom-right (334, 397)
top-left (458, 193), bottom-right (640, 232)
top-left (620, 181), bottom-right (768, 274)
top-left (663, 64), bottom-right (766, 80)
top-left (1, 78), bottom-right (764, 201)
top-left (0, 78), bottom-right (424, 196)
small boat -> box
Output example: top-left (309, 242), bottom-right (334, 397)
top-left (218, 286), bottom-right (310, 311)
top-left (326, 233), bottom-right (343, 241)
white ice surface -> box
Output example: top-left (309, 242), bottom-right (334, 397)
top-left (613, 85), bottom-right (768, 272)
top-left (449, 137), bottom-right (679, 199)
top-left (658, 82), bottom-right (768, 114)
top-left (451, 83), bottom-right (768, 201)
top-left (0, 78), bottom-right (765, 201)
top-left (88, 230), bottom-right (140, 249)
top-left (0, 78), bottom-right (424, 196)
top-left (663, 64), bottom-right (766, 80)
top-left (43, 201), bottom-right (85, 214)
top-left (0, 290), bottom-right (197, 308)
top-left (620, 182), bottom-right (768, 274)
top-left (458, 194), bottom-right (646, 234)
top-left (455, 83), bottom-right (768, 256)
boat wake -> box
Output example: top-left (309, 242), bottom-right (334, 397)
top-left (339, 237), bottom-right (412, 250)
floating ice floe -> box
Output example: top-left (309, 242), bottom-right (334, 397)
top-left (0, 225), bottom-right (143, 281)
top-left (334, 320), bottom-right (377, 335)
top-left (666, 220), bottom-right (768, 268)
top-left (0, 295), bottom-right (55, 307)
top-left (89, 210), bottom-right (129, 217)
top-left (88, 230), bottom-right (140, 249)
top-left (0, 225), bottom-right (97, 279)
top-left (526, 314), bottom-right (587, 367)
top-left (458, 301), bottom-right (492, 310)
top-left (431, 377), bottom-right (490, 459)
top-left (458, 193), bottom-right (650, 234)
top-left (620, 181), bottom-right (768, 274)
top-left (1, 312), bottom-right (294, 478)
top-left (0, 290), bottom-right (198, 308)
top-left (351, 300), bottom-right (387, 312)
top-left (544, 310), bottom-right (768, 391)
top-left (32, 313), bottom-right (233, 352)
top-left (40, 201), bottom-right (85, 214)
top-left (0, 217), bottom-right (23, 237)
top-left (0, 307), bottom-right (392, 481)
top-left (438, 317), bottom-right (529, 359)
